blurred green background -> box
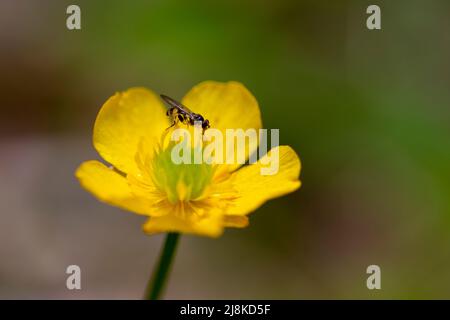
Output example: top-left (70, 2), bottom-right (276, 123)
top-left (1, 0), bottom-right (450, 299)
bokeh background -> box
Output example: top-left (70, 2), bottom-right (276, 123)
top-left (1, 0), bottom-right (450, 299)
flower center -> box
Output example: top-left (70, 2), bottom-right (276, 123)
top-left (150, 145), bottom-right (215, 204)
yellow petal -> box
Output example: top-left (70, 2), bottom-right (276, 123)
top-left (227, 146), bottom-right (301, 215)
top-left (93, 87), bottom-right (169, 174)
top-left (75, 160), bottom-right (154, 216)
top-left (142, 214), bottom-right (224, 238)
top-left (182, 81), bottom-right (262, 132)
top-left (182, 81), bottom-right (262, 171)
top-left (224, 215), bottom-right (249, 228)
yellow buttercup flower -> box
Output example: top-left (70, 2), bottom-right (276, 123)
top-left (75, 81), bottom-right (301, 237)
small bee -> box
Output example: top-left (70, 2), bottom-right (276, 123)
top-left (160, 94), bottom-right (210, 133)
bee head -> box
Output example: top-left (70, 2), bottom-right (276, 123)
top-left (202, 119), bottom-right (210, 131)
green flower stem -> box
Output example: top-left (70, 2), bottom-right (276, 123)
top-left (144, 232), bottom-right (180, 300)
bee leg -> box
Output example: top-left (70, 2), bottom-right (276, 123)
top-left (165, 120), bottom-right (177, 131)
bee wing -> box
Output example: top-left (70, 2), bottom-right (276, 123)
top-left (160, 94), bottom-right (194, 115)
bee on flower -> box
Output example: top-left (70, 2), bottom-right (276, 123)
top-left (75, 81), bottom-right (301, 237)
